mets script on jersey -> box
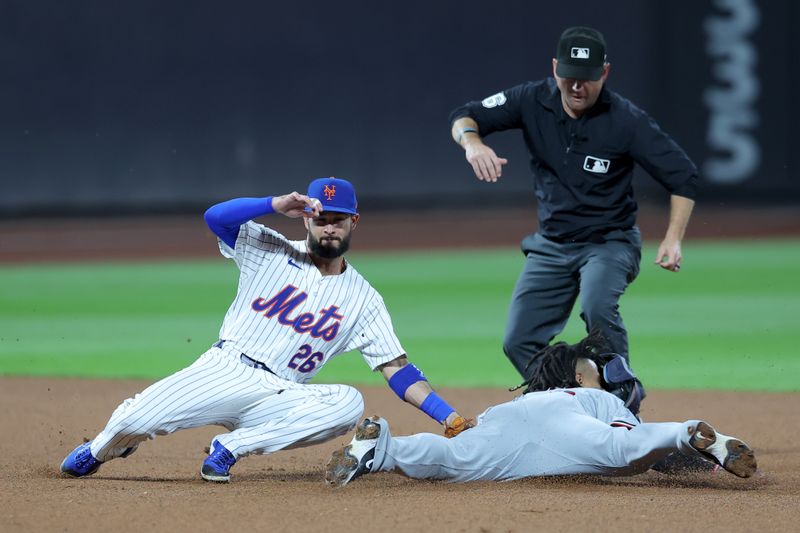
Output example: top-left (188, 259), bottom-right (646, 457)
top-left (252, 285), bottom-right (344, 341)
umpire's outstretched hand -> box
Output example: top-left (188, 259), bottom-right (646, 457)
top-left (464, 138), bottom-right (508, 183)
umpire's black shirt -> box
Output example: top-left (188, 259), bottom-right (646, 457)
top-left (450, 78), bottom-right (698, 242)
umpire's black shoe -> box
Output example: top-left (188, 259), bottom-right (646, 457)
top-left (689, 421), bottom-right (757, 478)
top-left (325, 417), bottom-right (381, 487)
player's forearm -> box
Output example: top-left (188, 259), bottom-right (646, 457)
top-left (381, 357), bottom-right (458, 425)
top-left (405, 382), bottom-right (461, 426)
top-left (204, 197), bottom-right (275, 247)
top-left (451, 117), bottom-right (482, 148)
top-left (205, 197), bottom-right (276, 228)
top-left (403, 379), bottom-right (435, 406)
top-left (663, 195), bottom-right (695, 242)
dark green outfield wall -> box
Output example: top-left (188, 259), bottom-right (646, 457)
top-left (2, 0), bottom-right (797, 216)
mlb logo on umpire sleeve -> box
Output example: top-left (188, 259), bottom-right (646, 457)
top-left (571, 47), bottom-right (590, 59)
top-left (583, 156), bottom-right (610, 174)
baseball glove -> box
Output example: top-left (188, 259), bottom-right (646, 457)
top-left (444, 416), bottom-right (475, 438)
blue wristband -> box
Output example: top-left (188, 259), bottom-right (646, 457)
top-left (388, 363), bottom-right (427, 400)
top-left (420, 392), bottom-right (456, 424)
top-left (262, 196), bottom-right (275, 214)
top-left (457, 127), bottom-right (478, 144)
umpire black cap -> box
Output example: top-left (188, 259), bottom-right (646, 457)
top-left (555, 26), bottom-right (607, 81)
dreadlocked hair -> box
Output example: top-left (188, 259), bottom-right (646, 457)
top-left (511, 328), bottom-right (613, 394)
top-left (520, 342), bottom-right (581, 393)
top-left (575, 327), bottom-right (613, 360)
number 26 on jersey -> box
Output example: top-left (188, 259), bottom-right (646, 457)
top-left (287, 344), bottom-right (324, 373)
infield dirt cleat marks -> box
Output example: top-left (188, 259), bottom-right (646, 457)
top-left (689, 421), bottom-right (757, 478)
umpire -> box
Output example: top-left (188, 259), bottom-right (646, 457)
top-left (449, 26), bottom-right (697, 380)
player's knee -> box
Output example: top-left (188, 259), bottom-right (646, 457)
top-left (606, 449), bottom-right (652, 475)
top-left (105, 405), bottom-right (171, 441)
top-left (331, 385), bottom-right (364, 429)
top-left (625, 460), bottom-right (653, 475)
top-left (502, 334), bottom-right (526, 361)
top-left (105, 418), bottom-right (150, 441)
top-left (608, 435), bottom-right (657, 474)
top-left (581, 297), bottom-right (620, 326)
top-left (503, 334), bottom-right (547, 375)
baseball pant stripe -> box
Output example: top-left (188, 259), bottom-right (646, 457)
top-left (94, 350), bottom-right (263, 459)
top-left (218, 384), bottom-right (363, 456)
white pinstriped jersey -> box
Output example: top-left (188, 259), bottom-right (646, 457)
top-left (216, 221), bottom-right (405, 383)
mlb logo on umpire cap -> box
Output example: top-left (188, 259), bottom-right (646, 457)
top-left (571, 47), bottom-right (590, 59)
top-left (307, 177), bottom-right (358, 215)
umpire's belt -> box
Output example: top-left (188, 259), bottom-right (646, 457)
top-left (213, 340), bottom-right (277, 376)
top-left (543, 226), bottom-right (632, 245)
top-left (544, 231), bottom-right (609, 244)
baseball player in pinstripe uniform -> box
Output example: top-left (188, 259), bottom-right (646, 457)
top-left (61, 177), bottom-right (472, 483)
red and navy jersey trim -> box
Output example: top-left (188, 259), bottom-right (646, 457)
top-left (610, 420), bottom-right (635, 430)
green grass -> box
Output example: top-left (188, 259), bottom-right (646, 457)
top-left (1, 239), bottom-right (798, 391)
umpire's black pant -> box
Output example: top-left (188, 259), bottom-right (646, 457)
top-left (503, 227), bottom-right (642, 380)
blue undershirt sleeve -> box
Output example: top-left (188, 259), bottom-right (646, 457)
top-left (203, 197), bottom-right (275, 249)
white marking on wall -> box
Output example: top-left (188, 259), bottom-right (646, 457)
top-left (703, 0), bottom-right (761, 184)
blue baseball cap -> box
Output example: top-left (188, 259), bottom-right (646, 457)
top-left (306, 177), bottom-right (358, 215)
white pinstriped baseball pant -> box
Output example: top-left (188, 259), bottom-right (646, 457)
top-left (89, 344), bottom-right (364, 462)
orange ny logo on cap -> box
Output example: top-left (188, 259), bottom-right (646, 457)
top-left (323, 185), bottom-right (336, 200)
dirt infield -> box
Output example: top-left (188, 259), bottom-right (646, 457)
top-left (2, 377), bottom-right (799, 533)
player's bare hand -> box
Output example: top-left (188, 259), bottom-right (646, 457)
top-left (654, 238), bottom-right (682, 272)
top-left (464, 141), bottom-right (508, 183)
top-left (272, 192), bottom-right (322, 219)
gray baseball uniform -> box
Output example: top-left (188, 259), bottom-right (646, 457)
top-left (369, 388), bottom-right (699, 482)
